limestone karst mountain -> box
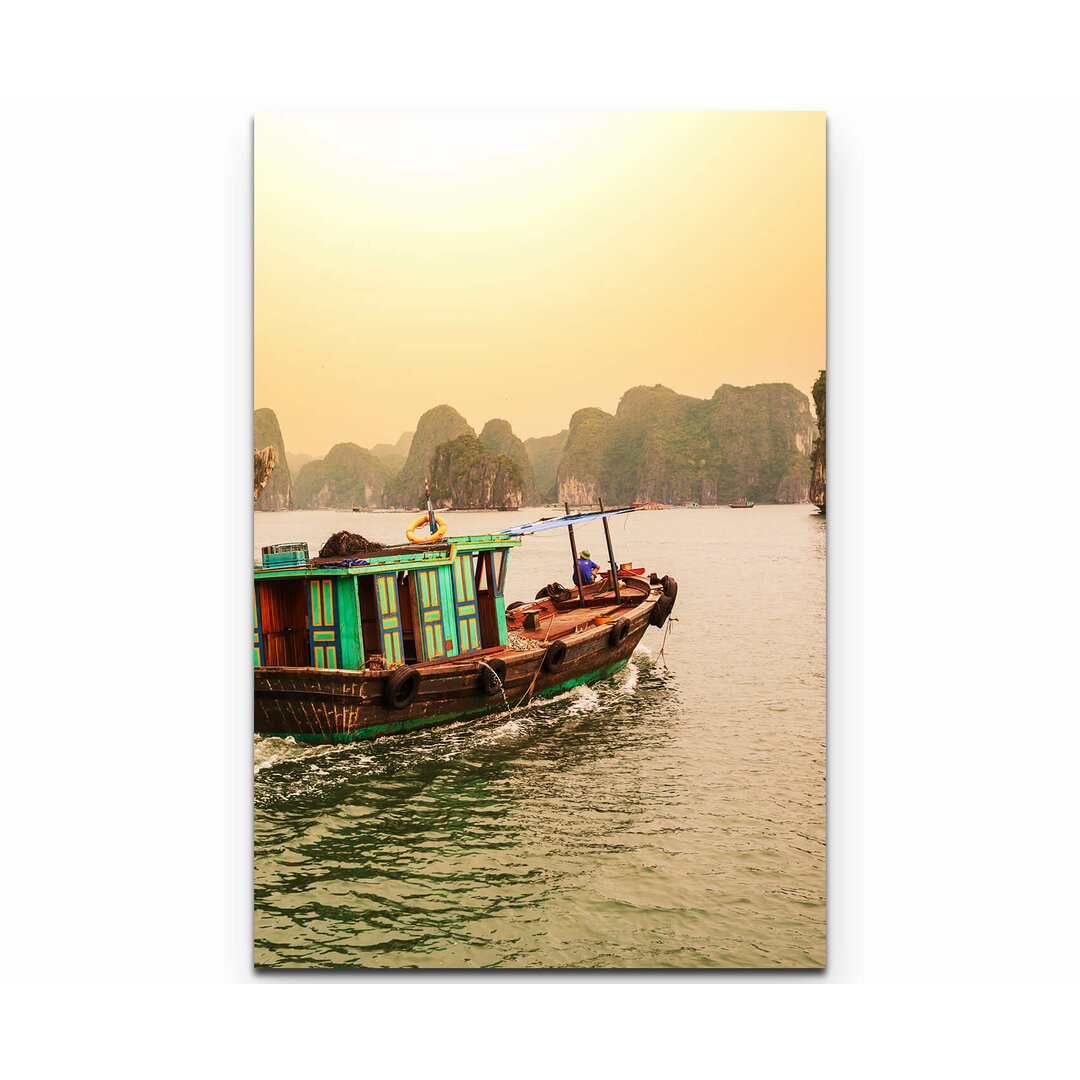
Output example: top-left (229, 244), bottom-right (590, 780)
top-left (479, 419), bottom-right (538, 505)
top-left (523, 429), bottom-right (568, 503)
top-left (809, 370), bottom-right (825, 513)
top-left (555, 407), bottom-right (614, 507)
top-left (428, 431), bottom-right (523, 510)
top-left (708, 384), bottom-right (815, 504)
top-left (293, 443), bottom-right (392, 509)
top-left (387, 406), bottom-right (473, 507)
top-left (556, 383), bottom-right (816, 506)
top-left (254, 408), bottom-right (292, 510)
top-left (287, 452), bottom-right (318, 477)
top-left (254, 446), bottom-right (277, 504)
top-left (370, 431), bottom-right (414, 477)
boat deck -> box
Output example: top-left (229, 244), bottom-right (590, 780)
top-left (503, 576), bottom-right (648, 648)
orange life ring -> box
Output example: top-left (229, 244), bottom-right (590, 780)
top-left (406, 514), bottom-right (447, 544)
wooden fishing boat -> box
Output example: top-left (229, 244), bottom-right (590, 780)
top-left (254, 507), bottom-right (677, 743)
top-left (729, 498), bottom-right (755, 508)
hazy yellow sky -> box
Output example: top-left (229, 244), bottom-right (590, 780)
top-left (255, 112), bottom-right (824, 454)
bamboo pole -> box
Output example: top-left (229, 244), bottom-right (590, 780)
top-left (598, 497), bottom-right (622, 603)
top-left (565, 501), bottom-right (586, 607)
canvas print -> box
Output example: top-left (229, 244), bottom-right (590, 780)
top-left (254, 112), bottom-right (826, 968)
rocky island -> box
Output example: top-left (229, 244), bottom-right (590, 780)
top-left (387, 405), bottom-right (474, 508)
top-left (479, 419), bottom-right (539, 505)
top-left (810, 369), bottom-right (825, 513)
top-left (556, 383), bottom-right (816, 506)
top-left (254, 408), bottom-right (292, 510)
top-left (429, 431), bottom-right (523, 510)
top-left (293, 442), bottom-right (391, 510)
top-left (523, 429), bottom-right (567, 502)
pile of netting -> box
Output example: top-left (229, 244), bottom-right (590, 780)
top-left (318, 531), bottom-right (387, 558)
top-left (505, 632), bottom-right (542, 652)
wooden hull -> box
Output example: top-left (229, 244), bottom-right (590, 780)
top-left (255, 587), bottom-right (663, 743)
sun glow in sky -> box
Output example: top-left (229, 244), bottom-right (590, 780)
top-left (255, 112), bottom-right (824, 454)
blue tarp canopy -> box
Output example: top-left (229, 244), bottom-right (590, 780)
top-left (505, 506), bottom-right (640, 536)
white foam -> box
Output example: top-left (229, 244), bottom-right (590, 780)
top-left (567, 683), bottom-right (601, 715)
top-left (253, 734), bottom-right (372, 775)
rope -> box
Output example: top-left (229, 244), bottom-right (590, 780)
top-left (511, 609), bottom-right (559, 712)
top-left (656, 615), bottom-right (678, 669)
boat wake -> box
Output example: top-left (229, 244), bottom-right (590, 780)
top-left (253, 733), bottom-right (374, 774)
top-left (618, 659), bottom-right (640, 696)
top-left (253, 647), bottom-right (672, 787)
top-left (566, 683), bottom-right (601, 715)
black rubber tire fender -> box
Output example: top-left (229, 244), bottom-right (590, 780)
top-left (479, 658), bottom-right (508, 696)
top-left (506, 600), bottom-right (526, 611)
top-left (542, 639), bottom-right (567, 673)
top-left (650, 575), bottom-right (679, 628)
top-left (608, 617), bottom-right (631, 649)
top-left (650, 594), bottom-right (673, 628)
top-left (384, 665), bottom-right (420, 710)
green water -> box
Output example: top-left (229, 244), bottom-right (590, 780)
top-left (254, 506), bottom-right (825, 967)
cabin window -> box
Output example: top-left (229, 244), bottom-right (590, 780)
top-left (474, 556), bottom-right (489, 592)
top-left (493, 549), bottom-right (508, 596)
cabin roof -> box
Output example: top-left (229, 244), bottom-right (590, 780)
top-left (313, 541), bottom-right (453, 563)
top-left (254, 532), bottom-right (519, 579)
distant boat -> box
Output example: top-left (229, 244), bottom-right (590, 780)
top-left (729, 498), bottom-right (755, 509)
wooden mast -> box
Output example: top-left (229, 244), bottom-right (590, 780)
top-left (564, 501), bottom-right (587, 607)
top-left (598, 497), bottom-right (622, 603)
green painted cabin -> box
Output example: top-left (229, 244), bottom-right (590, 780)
top-left (254, 534), bottom-right (521, 671)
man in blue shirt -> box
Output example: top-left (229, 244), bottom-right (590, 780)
top-left (574, 549), bottom-right (600, 586)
